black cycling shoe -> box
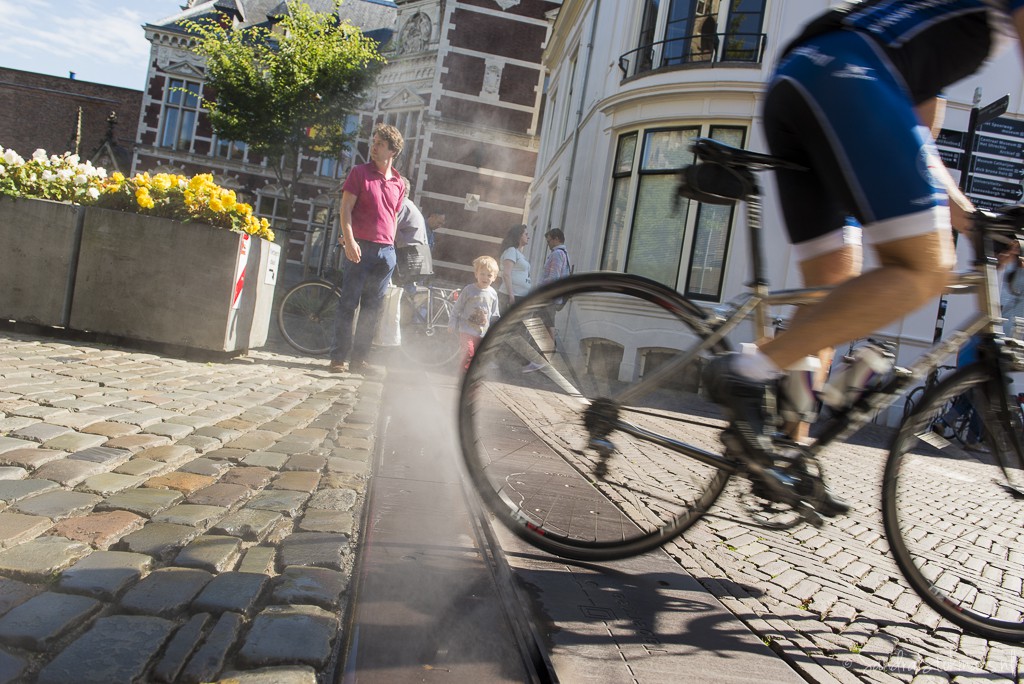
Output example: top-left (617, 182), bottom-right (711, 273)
top-left (817, 487), bottom-right (850, 517)
top-left (703, 354), bottom-right (778, 461)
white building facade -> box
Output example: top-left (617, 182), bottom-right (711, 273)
top-left (526, 0), bottom-right (1024, 399)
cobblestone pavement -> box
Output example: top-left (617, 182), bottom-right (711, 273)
top-left (0, 328), bottom-right (377, 683)
top-left (662, 427), bottom-right (1024, 683)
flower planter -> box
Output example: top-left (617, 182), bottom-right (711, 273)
top-left (68, 207), bottom-right (279, 353)
top-left (0, 198), bottom-right (82, 328)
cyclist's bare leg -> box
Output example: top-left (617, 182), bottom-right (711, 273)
top-left (760, 230), bottom-right (954, 372)
top-left (784, 244), bottom-right (862, 443)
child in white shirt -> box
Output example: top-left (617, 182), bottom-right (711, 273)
top-left (449, 255), bottom-right (501, 371)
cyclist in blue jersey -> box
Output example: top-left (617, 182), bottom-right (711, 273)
top-left (704, 0), bottom-right (1024, 515)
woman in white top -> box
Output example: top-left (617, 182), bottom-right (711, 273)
top-left (497, 224), bottom-right (531, 311)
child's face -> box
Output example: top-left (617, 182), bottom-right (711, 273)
top-left (476, 268), bottom-right (497, 289)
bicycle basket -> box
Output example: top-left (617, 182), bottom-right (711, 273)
top-left (676, 161), bottom-right (755, 205)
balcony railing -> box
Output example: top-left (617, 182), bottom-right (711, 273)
top-left (618, 32), bottom-right (767, 80)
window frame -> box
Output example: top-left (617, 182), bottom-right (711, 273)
top-left (159, 77), bottom-right (202, 152)
top-left (600, 124), bottom-right (746, 302)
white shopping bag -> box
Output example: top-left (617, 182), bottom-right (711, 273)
top-left (373, 284), bottom-right (403, 347)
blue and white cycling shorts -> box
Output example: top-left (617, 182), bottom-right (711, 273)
top-left (763, 30), bottom-right (951, 262)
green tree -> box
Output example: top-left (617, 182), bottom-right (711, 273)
top-left (183, 1), bottom-right (384, 238)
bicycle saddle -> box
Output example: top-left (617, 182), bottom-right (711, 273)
top-left (693, 137), bottom-right (805, 171)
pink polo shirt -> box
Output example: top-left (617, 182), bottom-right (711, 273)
top-left (343, 162), bottom-right (405, 244)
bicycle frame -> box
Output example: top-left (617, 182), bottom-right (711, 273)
top-left (609, 179), bottom-right (1015, 471)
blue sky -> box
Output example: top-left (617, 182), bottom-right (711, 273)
top-left (0, 0), bottom-right (187, 90)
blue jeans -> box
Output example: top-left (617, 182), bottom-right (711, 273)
top-left (331, 240), bottom-right (396, 364)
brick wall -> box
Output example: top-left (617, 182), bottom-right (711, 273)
top-left (0, 67), bottom-right (142, 160)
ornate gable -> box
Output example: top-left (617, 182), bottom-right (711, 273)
top-left (380, 87), bottom-right (427, 111)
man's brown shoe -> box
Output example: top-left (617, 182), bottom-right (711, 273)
top-left (327, 361), bottom-right (347, 373)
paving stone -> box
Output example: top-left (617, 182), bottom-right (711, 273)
top-left (242, 451), bottom-right (289, 470)
top-left (211, 508), bottom-right (283, 542)
top-left (35, 614), bottom-right (175, 684)
top-left (263, 440), bottom-right (313, 456)
top-left (192, 572), bottom-right (269, 616)
top-left (325, 455), bottom-right (369, 475)
top-left (297, 509), bottom-right (354, 535)
top-left (177, 457), bottom-right (229, 477)
top-left (152, 504), bottom-right (227, 530)
top-left (0, 578), bottom-right (39, 617)
top-left (271, 471), bottom-right (321, 493)
top-left (0, 591), bottom-right (102, 650)
top-left (271, 566), bottom-right (348, 610)
top-left (172, 611), bottom-right (240, 683)
top-left (175, 434), bottom-right (221, 454)
top-left (278, 532), bottom-right (349, 571)
top-left (39, 432), bottom-right (107, 452)
top-left (282, 453), bottom-right (327, 471)
top-left (203, 447), bottom-right (250, 462)
top-left (75, 472), bottom-right (146, 497)
top-left (13, 490), bottom-right (102, 520)
top-left (145, 471), bottom-right (216, 495)
top-left (0, 479), bottom-right (59, 505)
top-left (117, 522), bottom-right (201, 561)
top-left (47, 411), bottom-right (107, 430)
top-left (226, 430), bottom-right (281, 451)
top-left (69, 445), bottom-right (133, 467)
top-left (238, 546), bottom-right (277, 575)
top-left (141, 445), bottom-right (198, 465)
top-left (0, 467), bottom-right (26, 481)
top-left (48, 510), bottom-right (146, 549)
top-left (187, 482), bottom-right (251, 508)
top-left (116, 407), bottom-right (181, 428)
top-left (103, 433), bottom-right (170, 453)
top-left (80, 421), bottom-right (141, 439)
top-left (120, 567), bottom-right (214, 617)
top-left (0, 649), bottom-right (26, 684)
top-left (0, 512), bottom-right (51, 548)
top-left (58, 550), bottom-right (153, 600)
top-left (0, 448), bottom-right (63, 470)
top-left (152, 612), bottom-right (210, 684)
top-left (246, 489), bottom-right (310, 517)
top-left (96, 488), bottom-right (183, 517)
top-left (238, 604), bottom-right (338, 668)
top-left (218, 666), bottom-right (318, 684)
top-left (173, 534), bottom-right (241, 573)
top-left (143, 422), bottom-right (195, 440)
top-left (10, 423), bottom-right (73, 444)
top-left (0, 437), bottom-right (40, 455)
top-left (221, 466), bottom-right (274, 489)
top-left (112, 458), bottom-right (168, 478)
top-left (31, 459), bottom-right (106, 487)
top-left (307, 488), bottom-right (358, 512)
top-left (0, 536), bottom-right (92, 581)
top-left (78, 405), bottom-right (132, 420)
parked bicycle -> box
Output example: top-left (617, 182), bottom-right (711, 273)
top-left (458, 137), bottom-right (1024, 642)
top-left (397, 280), bottom-right (461, 367)
top-left (277, 269), bottom-right (342, 356)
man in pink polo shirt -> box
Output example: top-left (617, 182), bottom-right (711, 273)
top-left (329, 123), bottom-right (406, 374)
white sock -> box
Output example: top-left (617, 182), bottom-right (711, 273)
top-left (732, 343), bottom-right (782, 382)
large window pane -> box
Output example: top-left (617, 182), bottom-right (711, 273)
top-left (626, 174), bottom-right (689, 285)
top-left (642, 128), bottom-right (696, 170)
top-left (602, 177), bottom-right (631, 271)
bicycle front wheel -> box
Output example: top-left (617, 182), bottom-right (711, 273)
top-left (883, 363), bottom-right (1024, 641)
top-left (277, 280), bottom-right (341, 355)
top-left (459, 273), bottom-right (732, 561)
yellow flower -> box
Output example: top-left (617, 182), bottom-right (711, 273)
top-left (209, 197), bottom-right (224, 213)
top-left (135, 187), bottom-right (154, 209)
top-left (111, 171), bottom-right (125, 183)
top-left (221, 190), bottom-right (236, 210)
top-left (151, 174), bottom-right (173, 192)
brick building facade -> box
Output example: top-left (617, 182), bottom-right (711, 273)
top-left (0, 67), bottom-right (141, 171)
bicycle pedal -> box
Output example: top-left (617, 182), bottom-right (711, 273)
top-left (797, 502), bottom-right (825, 528)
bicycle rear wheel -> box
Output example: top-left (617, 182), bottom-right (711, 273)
top-left (459, 273), bottom-right (732, 561)
top-left (883, 363), bottom-right (1024, 641)
top-left (277, 280), bottom-right (341, 355)
top-left (398, 287), bottom-right (461, 367)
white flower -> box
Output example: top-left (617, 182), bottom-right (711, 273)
top-left (3, 149), bottom-right (22, 165)
top-left (32, 149), bottom-right (47, 161)
top-left (86, 187), bottom-right (100, 199)
top-left (73, 174), bottom-right (87, 186)
top-left (56, 168), bottom-right (73, 181)
top-left (67, 154), bottom-right (79, 164)
top-left (0, 166), bottom-right (5, 177)
top-left (41, 170), bottom-right (54, 182)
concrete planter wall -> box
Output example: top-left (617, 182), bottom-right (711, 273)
top-left (0, 198), bottom-right (279, 353)
top-left (0, 198), bottom-right (83, 327)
